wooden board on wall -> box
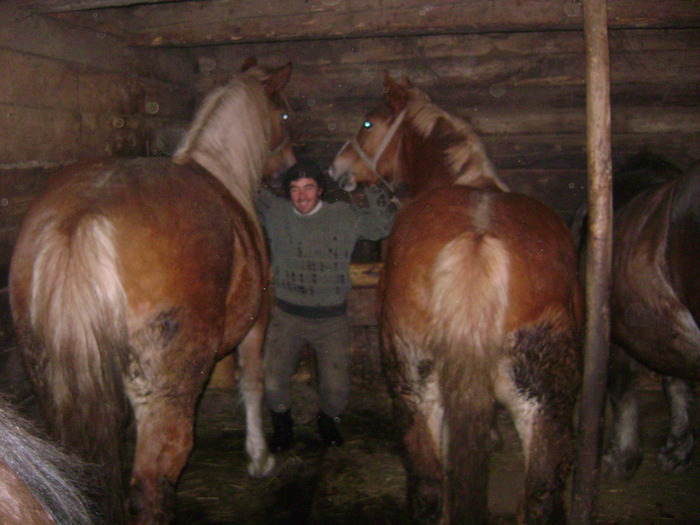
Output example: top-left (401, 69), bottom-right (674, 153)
top-left (33, 0), bottom-right (700, 47)
top-left (190, 28), bottom-right (700, 177)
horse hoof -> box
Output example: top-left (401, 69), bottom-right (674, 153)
top-left (248, 453), bottom-right (276, 478)
top-left (658, 434), bottom-right (693, 473)
top-left (658, 450), bottom-right (692, 473)
top-left (603, 449), bottom-right (642, 480)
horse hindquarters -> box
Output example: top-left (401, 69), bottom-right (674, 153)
top-left (380, 227), bottom-right (509, 524)
top-left (380, 331), bottom-right (445, 525)
top-left (497, 324), bottom-right (580, 525)
top-left (10, 211), bottom-right (129, 523)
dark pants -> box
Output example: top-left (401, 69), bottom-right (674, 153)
top-left (263, 306), bottom-right (351, 418)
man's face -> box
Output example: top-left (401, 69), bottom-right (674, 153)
top-left (289, 177), bottom-right (322, 215)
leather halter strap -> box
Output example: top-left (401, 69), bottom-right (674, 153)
top-left (269, 133), bottom-right (290, 158)
top-left (346, 108), bottom-right (407, 194)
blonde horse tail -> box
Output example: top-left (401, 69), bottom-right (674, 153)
top-left (28, 212), bottom-right (128, 522)
top-left (429, 231), bottom-right (510, 523)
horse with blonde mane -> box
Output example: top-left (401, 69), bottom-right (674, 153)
top-left (9, 58), bottom-right (295, 524)
top-left (330, 75), bottom-right (583, 524)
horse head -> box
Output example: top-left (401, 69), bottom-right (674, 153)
top-left (242, 58), bottom-right (297, 185)
top-left (329, 73), bottom-right (414, 193)
top-left (173, 58), bottom-right (295, 197)
top-left (330, 72), bottom-right (506, 197)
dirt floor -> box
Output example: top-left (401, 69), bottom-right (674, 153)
top-left (1, 286), bottom-right (698, 524)
top-left (172, 372), bottom-right (699, 525)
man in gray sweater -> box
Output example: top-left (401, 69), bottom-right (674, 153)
top-left (257, 159), bottom-right (395, 451)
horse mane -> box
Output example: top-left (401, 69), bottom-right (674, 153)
top-left (405, 88), bottom-right (509, 191)
top-left (173, 72), bottom-right (275, 218)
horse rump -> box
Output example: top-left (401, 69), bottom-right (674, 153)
top-left (10, 204), bottom-right (129, 522)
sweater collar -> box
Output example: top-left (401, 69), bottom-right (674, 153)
top-left (293, 200), bottom-right (324, 217)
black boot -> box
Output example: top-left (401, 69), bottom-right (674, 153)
top-left (269, 409), bottom-right (294, 453)
top-left (317, 411), bottom-right (344, 447)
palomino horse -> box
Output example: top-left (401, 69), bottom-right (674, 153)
top-left (9, 59), bottom-right (295, 524)
top-left (0, 400), bottom-right (93, 525)
top-left (330, 75), bottom-right (583, 524)
top-left (574, 154), bottom-right (699, 479)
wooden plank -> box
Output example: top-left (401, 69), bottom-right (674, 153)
top-left (291, 103), bottom-right (700, 143)
top-left (0, 4), bottom-right (134, 69)
top-left (0, 106), bottom-right (81, 163)
top-left (194, 28), bottom-right (698, 89)
top-left (500, 169), bottom-right (587, 222)
top-left (0, 49), bottom-right (78, 110)
top-left (77, 70), bottom-right (193, 118)
top-left (0, 4), bottom-right (194, 86)
top-left (38, 0), bottom-right (700, 47)
top-left (20, 0), bottom-right (176, 12)
top-left (349, 262), bottom-right (383, 288)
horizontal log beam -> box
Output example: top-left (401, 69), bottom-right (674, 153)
top-left (24, 0), bottom-right (700, 48)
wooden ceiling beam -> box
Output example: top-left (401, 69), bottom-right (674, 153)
top-left (20, 0), bottom-right (700, 48)
top-left (20, 0), bottom-right (180, 13)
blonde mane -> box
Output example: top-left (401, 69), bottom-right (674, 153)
top-left (173, 74), bottom-right (274, 218)
top-left (405, 88), bottom-right (509, 191)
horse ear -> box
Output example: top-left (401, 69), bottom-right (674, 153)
top-left (383, 73), bottom-right (409, 111)
top-left (265, 62), bottom-right (293, 93)
top-left (401, 76), bottom-right (412, 88)
top-left (241, 56), bottom-right (258, 72)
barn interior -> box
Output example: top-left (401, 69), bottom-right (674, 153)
top-left (0, 1), bottom-right (698, 523)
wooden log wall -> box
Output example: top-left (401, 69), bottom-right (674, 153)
top-left (1, 0), bottom-right (699, 281)
top-left (190, 26), bottom-right (699, 225)
top-left (0, 5), bottom-right (195, 274)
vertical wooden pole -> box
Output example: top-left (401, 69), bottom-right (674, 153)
top-left (570, 0), bottom-right (613, 523)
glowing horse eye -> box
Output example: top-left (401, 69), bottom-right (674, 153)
top-left (363, 120), bottom-right (372, 129)
top-left (281, 113), bottom-right (289, 121)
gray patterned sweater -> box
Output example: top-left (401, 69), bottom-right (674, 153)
top-left (257, 187), bottom-right (394, 316)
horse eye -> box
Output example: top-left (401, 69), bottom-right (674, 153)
top-left (281, 113), bottom-right (289, 121)
top-left (363, 120), bottom-right (372, 129)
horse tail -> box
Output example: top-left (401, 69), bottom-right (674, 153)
top-left (28, 212), bottom-right (128, 522)
top-left (0, 400), bottom-right (94, 525)
top-left (429, 230), bottom-right (510, 523)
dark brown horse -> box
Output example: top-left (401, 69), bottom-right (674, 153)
top-left (0, 400), bottom-right (93, 525)
top-left (9, 59), bottom-right (295, 524)
top-left (330, 75), bottom-right (583, 524)
top-left (574, 154), bottom-right (699, 479)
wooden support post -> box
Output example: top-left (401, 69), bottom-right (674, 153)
top-left (570, 0), bottom-right (613, 523)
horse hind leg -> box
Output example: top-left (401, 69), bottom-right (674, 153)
top-left (383, 338), bottom-right (444, 524)
top-left (658, 376), bottom-right (695, 472)
top-left (604, 343), bottom-right (643, 479)
top-left (497, 327), bottom-right (580, 524)
top-left (126, 321), bottom-right (218, 524)
top-left (236, 316), bottom-right (275, 477)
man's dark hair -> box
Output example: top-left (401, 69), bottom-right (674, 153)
top-left (281, 159), bottom-right (327, 198)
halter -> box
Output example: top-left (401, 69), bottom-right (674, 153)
top-left (347, 108), bottom-right (407, 195)
top-left (269, 133), bottom-right (290, 158)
